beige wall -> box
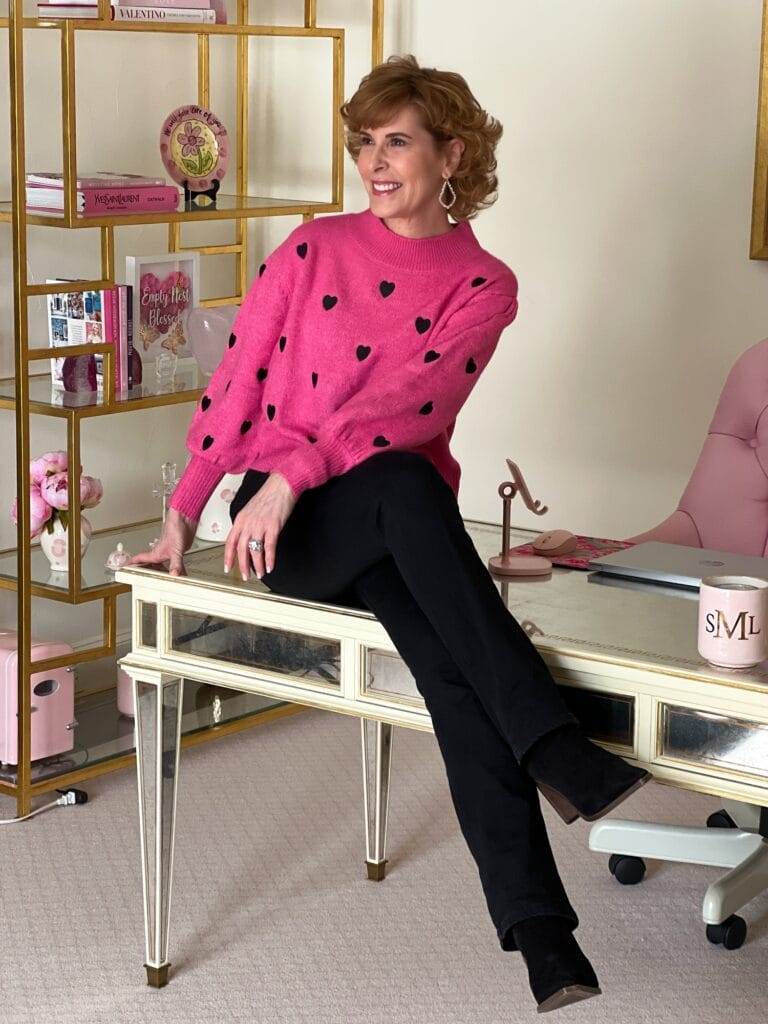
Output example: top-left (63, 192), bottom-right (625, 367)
top-left (1, 0), bottom-right (766, 642)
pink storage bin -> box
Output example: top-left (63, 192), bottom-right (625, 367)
top-left (0, 631), bottom-right (75, 766)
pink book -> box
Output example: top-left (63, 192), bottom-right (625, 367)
top-left (117, 286), bottom-right (129, 393)
top-left (102, 287), bottom-right (118, 391)
top-left (114, 286), bottom-right (128, 392)
top-left (115, 0), bottom-right (226, 21)
top-left (124, 284), bottom-right (135, 389)
top-left (27, 184), bottom-right (181, 215)
top-left (81, 185), bottom-right (180, 215)
top-left (26, 170), bottom-right (166, 188)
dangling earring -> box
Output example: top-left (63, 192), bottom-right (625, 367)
top-left (438, 175), bottom-right (456, 210)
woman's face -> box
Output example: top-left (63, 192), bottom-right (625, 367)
top-left (355, 105), bottom-right (462, 225)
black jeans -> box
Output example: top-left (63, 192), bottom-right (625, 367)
top-left (230, 450), bottom-right (581, 952)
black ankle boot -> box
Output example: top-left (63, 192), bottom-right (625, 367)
top-left (512, 915), bottom-right (601, 1014)
top-left (522, 722), bottom-right (653, 824)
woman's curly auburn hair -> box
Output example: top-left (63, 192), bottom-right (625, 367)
top-left (340, 54), bottom-right (503, 222)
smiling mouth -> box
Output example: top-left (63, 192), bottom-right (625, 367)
top-left (372, 182), bottom-right (402, 194)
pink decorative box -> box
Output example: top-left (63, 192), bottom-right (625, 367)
top-left (0, 632), bottom-right (75, 766)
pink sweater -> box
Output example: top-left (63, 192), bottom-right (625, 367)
top-left (169, 207), bottom-right (519, 520)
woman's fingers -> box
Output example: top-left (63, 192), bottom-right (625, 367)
top-left (128, 547), bottom-right (165, 566)
top-left (168, 551), bottom-right (186, 577)
top-left (238, 525), bottom-right (262, 580)
top-left (262, 528), bottom-right (277, 576)
top-left (223, 525), bottom-right (239, 575)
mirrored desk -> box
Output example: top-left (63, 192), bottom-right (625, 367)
top-left (116, 521), bottom-right (768, 987)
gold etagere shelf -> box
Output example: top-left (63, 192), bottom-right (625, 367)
top-left (2, 0), bottom-right (385, 816)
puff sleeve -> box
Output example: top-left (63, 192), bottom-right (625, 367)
top-left (270, 280), bottom-right (519, 500)
top-left (168, 232), bottom-right (296, 520)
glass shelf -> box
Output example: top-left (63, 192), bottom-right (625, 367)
top-left (0, 519), bottom-right (221, 600)
top-left (0, 194), bottom-right (337, 229)
top-left (0, 360), bottom-right (208, 417)
top-left (0, 663), bottom-right (288, 786)
top-left (8, 17), bottom-right (342, 41)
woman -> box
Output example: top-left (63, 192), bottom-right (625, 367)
top-left (129, 55), bottom-right (652, 1014)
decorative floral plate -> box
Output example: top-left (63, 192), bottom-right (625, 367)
top-left (159, 104), bottom-right (229, 194)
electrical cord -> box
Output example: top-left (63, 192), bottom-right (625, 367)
top-left (0, 787), bottom-right (88, 825)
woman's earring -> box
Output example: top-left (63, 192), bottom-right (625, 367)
top-left (438, 176), bottom-right (457, 209)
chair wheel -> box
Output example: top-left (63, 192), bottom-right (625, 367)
top-left (608, 853), bottom-right (646, 885)
top-left (706, 914), bottom-right (747, 949)
top-left (707, 809), bottom-right (737, 829)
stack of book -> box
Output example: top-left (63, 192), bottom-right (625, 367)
top-left (37, 0), bottom-right (225, 22)
top-left (26, 171), bottom-right (180, 216)
top-left (47, 281), bottom-right (135, 396)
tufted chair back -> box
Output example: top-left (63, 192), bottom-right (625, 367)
top-left (625, 337), bottom-right (768, 556)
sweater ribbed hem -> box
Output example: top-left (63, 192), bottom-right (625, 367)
top-left (269, 435), bottom-right (354, 499)
top-left (168, 457), bottom-right (225, 522)
top-left (347, 208), bottom-right (482, 272)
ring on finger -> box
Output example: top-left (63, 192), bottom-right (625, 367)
top-left (248, 537), bottom-right (264, 553)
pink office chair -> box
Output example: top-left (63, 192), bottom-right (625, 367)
top-left (593, 336), bottom-right (768, 950)
top-left (624, 336), bottom-right (768, 554)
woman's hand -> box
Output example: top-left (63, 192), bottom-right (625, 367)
top-left (224, 471), bottom-right (297, 581)
top-left (126, 508), bottom-right (199, 577)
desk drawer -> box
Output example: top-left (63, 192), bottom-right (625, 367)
top-left (168, 608), bottom-right (341, 690)
top-left (362, 652), bottom-right (637, 752)
top-left (658, 702), bottom-right (768, 782)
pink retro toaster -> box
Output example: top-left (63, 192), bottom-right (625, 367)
top-left (0, 631), bottom-right (75, 766)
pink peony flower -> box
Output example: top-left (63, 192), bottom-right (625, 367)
top-left (41, 472), bottom-right (103, 512)
top-left (82, 476), bottom-right (103, 509)
top-left (29, 450), bottom-right (68, 486)
top-left (10, 486), bottom-right (53, 540)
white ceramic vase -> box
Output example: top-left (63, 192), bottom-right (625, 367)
top-left (39, 514), bottom-right (92, 571)
top-left (194, 473), bottom-right (244, 542)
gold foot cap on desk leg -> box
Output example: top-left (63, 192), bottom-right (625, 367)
top-left (366, 860), bottom-right (387, 881)
top-left (145, 963), bottom-right (170, 987)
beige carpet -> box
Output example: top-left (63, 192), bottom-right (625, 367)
top-left (0, 706), bottom-right (765, 1024)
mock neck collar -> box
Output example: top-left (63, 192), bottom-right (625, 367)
top-left (348, 207), bottom-right (482, 272)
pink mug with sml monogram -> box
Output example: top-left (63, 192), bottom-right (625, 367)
top-left (698, 575), bottom-right (768, 669)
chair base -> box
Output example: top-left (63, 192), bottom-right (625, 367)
top-left (589, 799), bottom-right (768, 929)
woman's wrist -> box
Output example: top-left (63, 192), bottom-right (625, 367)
top-left (269, 471), bottom-right (298, 500)
top-left (167, 506), bottom-right (198, 529)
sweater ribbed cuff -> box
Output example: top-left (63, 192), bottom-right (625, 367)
top-left (168, 457), bottom-right (225, 521)
top-left (270, 435), bottom-right (353, 499)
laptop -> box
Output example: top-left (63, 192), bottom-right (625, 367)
top-left (588, 541), bottom-right (768, 590)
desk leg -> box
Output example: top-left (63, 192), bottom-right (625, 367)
top-left (361, 719), bottom-right (393, 881)
top-left (133, 672), bottom-right (184, 988)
